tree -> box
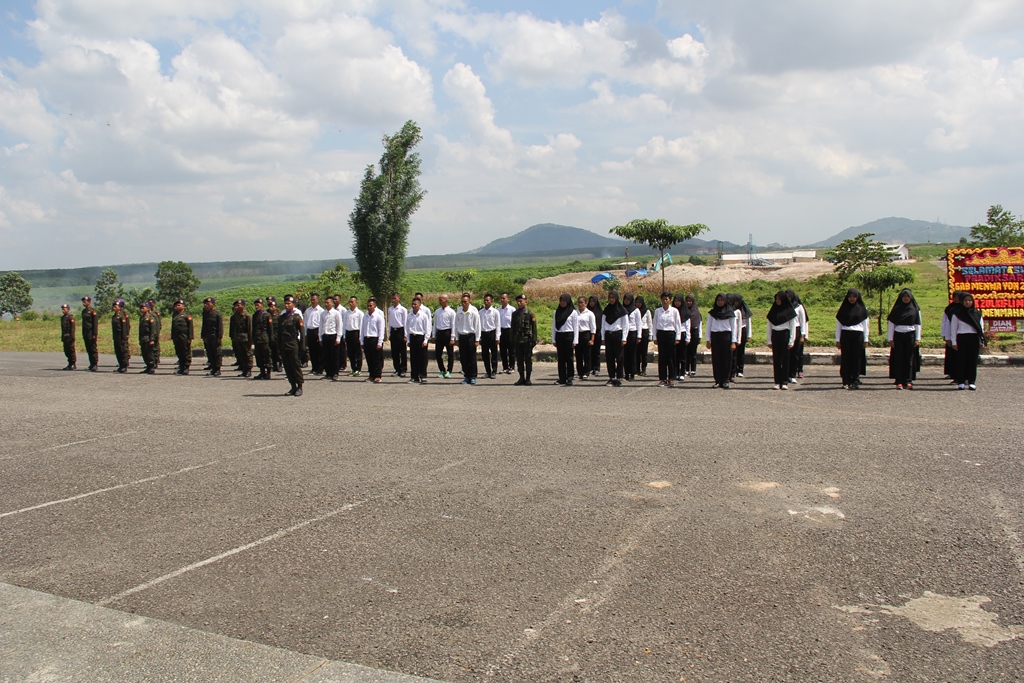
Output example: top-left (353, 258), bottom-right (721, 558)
top-left (441, 269), bottom-right (477, 295)
top-left (126, 286), bottom-right (157, 312)
top-left (349, 120), bottom-right (426, 302)
top-left (969, 204), bottom-right (1024, 247)
top-left (154, 261), bottom-right (201, 314)
top-left (826, 233), bottom-right (891, 282)
top-left (602, 276), bottom-right (622, 293)
top-left (314, 263), bottom-right (353, 298)
top-left (855, 264), bottom-right (916, 335)
top-left (93, 268), bottom-right (125, 314)
top-left (610, 218), bottom-right (709, 291)
top-left (0, 271), bottom-right (33, 318)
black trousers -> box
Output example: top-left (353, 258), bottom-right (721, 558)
top-left (956, 333), bottom-right (980, 384)
top-left (336, 334), bottom-right (347, 370)
top-left (364, 337), bottom-right (383, 379)
top-left (839, 329), bottom-right (864, 385)
top-left (500, 328), bottom-right (514, 371)
top-left (575, 331), bottom-right (592, 378)
top-left (710, 331), bottom-right (733, 385)
top-left (555, 331), bottom-right (574, 383)
top-left (943, 343), bottom-right (957, 378)
top-left (306, 330), bottom-right (321, 372)
top-left (282, 344), bottom-right (303, 387)
top-left (62, 339), bottom-right (77, 366)
top-left (590, 332), bottom-right (602, 375)
top-left (656, 330), bottom-right (676, 381)
top-left (458, 334), bottom-right (478, 379)
top-left (733, 327), bottom-right (748, 375)
top-left (409, 334), bottom-right (427, 380)
top-left (638, 330), bottom-right (650, 373)
top-left (771, 329), bottom-right (791, 386)
top-left (84, 336), bottom-right (99, 368)
top-left (480, 329), bottom-right (498, 376)
top-left (204, 338), bottom-right (221, 372)
top-left (174, 339), bottom-right (191, 372)
top-left (790, 327), bottom-right (805, 375)
top-left (114, 338), bottom-right (130, 370)
top-left (623, 330), bottom-right (638, 378)
top-left (890, 331), bottom-right (916, 385)
top-left (321, 333), bottom-right (339, 377)
top-left (435, 329), bottom-right (454, 374)
top-left (269, 341), bottom-right (282, 371)
top-left (345, 330), bottom-right (362, 371)
top-left (232, 341), bottom-right (251, 373)
top-left (390, 328), bottom-right (407, 374)
top-left (604, 330), bottom-right (624, 380)
top-left (684, 337), bottom-right (699, 375)
top-left (515, 342), bottom-right (533, 379)
top-left (255, 342), bottom-right (270, 373)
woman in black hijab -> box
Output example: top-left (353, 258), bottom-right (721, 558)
top-left (622, 293), bottom-right (639, 380)
top-left (941, 291), bottom-right (964, 380)
top-left (553, 293), bottom-right (578, 385)
top-left (602, 291), bottom-right (629, 386)
top-left (587, 295), bottom-right (603, 375)
top-left (635, 296), bottom-right (651, 376)
top-left (705, 293), bottom-right (738, 388)
top-left (766, 290), bottom-right (798, 390)
top-left (672, 294), bottom-right (687, 379)
top-left (887, 288), bottom-right (922, 389)
top-left (785, 289), bottom-right (808, 381)
top-left (683, 294), bottom-right (702, 378)
top-left (835, 288), bottom-right (869, 389)
top-left (951, 292), bottom-right (985, 390)
top-left (730, 294), bottom-right (753, 378)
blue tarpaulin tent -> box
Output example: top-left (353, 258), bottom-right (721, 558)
top-left (590, 272), bottom-right (614, 284)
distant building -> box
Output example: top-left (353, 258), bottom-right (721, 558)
top-left (720, 250), bottom-right (818, 265)
top-left (884, 243), bottom-right (911, 261)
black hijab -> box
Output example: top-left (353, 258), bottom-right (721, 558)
top-left (836, 288), bottom-right (869, 326)
top-left (555, 293), bottom-right (573, 329)
top-left (709, 293), bottom-right (735, 320)
top-left (587, 295), bottom-right (603, 331)
top-left (684, 293), bottom-right (702, 330)
top-left (954, 293), bottom-right (985, 338)
top-left (622, 292), bottom-right (636, 315)
top-left (785, 289), bottom-right (808, 321)
top-left (944, 290), bottom-right (964, 319)
top-left (767, 290), bottom-right (797, 325)
top-left (603, 291), bottom-right (627, 325)
top-left (635, 296), bottom-right (647, 317)
top-left (735, 294), bottom-right (753, 319)
top-left (887, 288), bottom-right (921, 326)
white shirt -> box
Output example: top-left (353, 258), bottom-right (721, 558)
top-left (453, 306), bottom-right (482, 340)
top-left (627, 308), bottom-right (641, 333)
top-left (388, 304), bottom-right (407, 331)
top-left (835, 318), bottom-right (870, 342)
top-left (640, 309), bottom-right (652, 331)
top-left (705, 314), bottom-right (740, 343)
top-left (950, 313), bottom-right (984, 339)
top-left (576, 308), bottom-right (597, 335)
top-left (303, 304), bottom-right (323, 330)
top-left (319, 308), bottom-right (342, 338)
top-left (406, 308), bottom-right (431, 339)
top-left (653, 306), bottom-right (686, 342)
top-left (360, 308), bottom-right (386, 344)
top-left (552, 308), bottom-right (580, 345)
top-left (498, 304), bottom-right (514, 329)
top-left (601, 313), bottom-right (629, 338)
top-left (479, 305), bottom-right (500, 333)
top-left (794, 304), bottom-right (808, 338)
top-left (433, 305), bottom-right (455, 333)
top-left (767, 317), bottom-right (798, 347)
top-left (343, 307), bottom-right (363, 333)
top-left (887, 319), bottom-right (922, 342)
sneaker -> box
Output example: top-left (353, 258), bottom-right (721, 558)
top-left (293, 387), bottom-right (303, 396)
top-left (780, 384), bottom-right (788, 390)
top-left (470, 378), bottom-right (476, 385)
top-left (445, 372), bottom-right (452, 379)
top-left (968, 384), bottom-right (977, 390)
top-left (736, 372), bottom-right (744, 378)
top-left (462, 378), bottom-right (471, 384)
top-left (771, 384), bottom-right (780, 390)
top-left (373, 378), bottom-right (382, 383)
top-left (958, 384), bottom-right (965, 390)
top-left (658, 380), bottom-right (666, 387)
top-left (843, 384), bottom-right (849, 390)
top-left (438, 372), bottom-right (446, 378)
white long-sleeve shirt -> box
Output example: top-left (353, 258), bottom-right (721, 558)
top-left (552, 309), bottom-right (580, 345)
top-left (627, 308), bottom-right (641, 333)
top-left (343, 307), bottom-right (363, 333)
top-left (453, 306), bottom-right (481, 340)
top-left (406, 308), bottom-right (431, 339)
top-left (479, 305), bottom-right (500, 333)
top-left (360, 308), bottom-right (386, 344)
top-left (941, 311), bottom-right (953, 341)
top-left (950, 314), bottom-right (984, 339)
top-left (794, 304), bottom-right (808, 338)
top-left (767, 317), bottom-right (798, 347)
top-left (319, 308), bottom-right (342, 338)
top-left (387, 304), bottom-right (407, 332)
top-left (498, 304), bottom-right (514, 329)
top-left (640, 309), bottom-right (652, 332)
top-left (303, 304), bottom-right (323, 330)
top-left (433, 305), bottom-right (455, 333)
top-left (653, 306), bottom-right (686, 342)
top-left (576, 309), bottom-right (597, 336)
top-left (601, 313), bottom-right (629, 339)
top-left (887, 320), bottom-right (922, 342)
top-left (835, 319), bottom-right (870, 343)
top-left (705, 314), bottom-right (740, 343)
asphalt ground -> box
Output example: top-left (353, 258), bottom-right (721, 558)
top-left (1, 351), bottom-right (1023, 682)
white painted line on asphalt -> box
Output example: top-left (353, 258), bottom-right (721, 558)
top-left (7, 431), bottom-right (141, 460)
top-left (0, 445), bottom-right (277, 519)
top-left (96, 500), bottom-right (368, 607)
top-left (0, 462), bottom-right (217, 519)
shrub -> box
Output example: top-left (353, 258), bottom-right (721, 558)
top-left (21, 310), bottom-right (38, 321)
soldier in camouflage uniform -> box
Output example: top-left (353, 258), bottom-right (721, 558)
top-left (201, 297), bottom-right (223, 376)
top-left (81, 296), bottom-right (99, 371)
top-left (229, 299), bottom-right (253, 377)
top-left (279, 295), bottom-right (306, 396)
top-left (267, 296), bottom-right (283, 373)
top-left (111, 298), bottom-right (131, 373)
top-left (510, 294), bottom-right (537, 386)
top-left (60, 304), bottom-right (77, 370)
top-left (251, 298), bottom-right (274, 379)
top-left (138, 301), bottom-right (158, 374)
top-left (170, 299), bottom-right (194, 375)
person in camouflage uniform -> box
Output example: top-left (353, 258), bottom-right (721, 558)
top-left (138, 301), bottom-right (158, 374)
top-left (510, 294), bottom-right (537, 386)
top-left (201, 297), bottom-right (223, 376)
top-left (170, 299), bottom-right (194, 375)
top-left (60, 304), bottom-right (76, 370)
top-left (251, 298), bottom-right (274, 379)
top-left (278, 295), bottom-right (305, 396)
top-left (81, 296), bottom-right (99, 371)
top-left (229, 299), bottom-right (253, 377)
top-left (111, 298), bottom-right (131, 373)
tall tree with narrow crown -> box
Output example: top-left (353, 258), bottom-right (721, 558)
top-left (349, 120), bottom-right (426, 302)
top-left (610, 219), bottom-right (709, 291)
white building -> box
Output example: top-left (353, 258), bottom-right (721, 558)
top-left (884, 243), bottom-right (910, 261)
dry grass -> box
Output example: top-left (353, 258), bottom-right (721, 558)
top-left (525, 275), bottom-right (704, 300)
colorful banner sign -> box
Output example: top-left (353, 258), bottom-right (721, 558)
top-left (947, 247), bottom-right (1024, 322)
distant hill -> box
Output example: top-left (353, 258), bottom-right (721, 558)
top-left (808, 217), bottom-right (970, 248)
top-left (467, 222), bottom-right (739, 257)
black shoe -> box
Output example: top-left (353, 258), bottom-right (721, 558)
top-left (89, 365), bottom-right (98, 372)
top-left (212, 370), bottom-right (220, 377)
top-left (515, 378), bottom-right (525, 385)
top-left (524, 379), bottom-right (532, 386)
top-left (146, 368), bottom-right (156, 374)
top-left (722, 382), bottom-right (730, 389)
top-left (183, 369), bottom-right (190, 375)
top-left (293, 387), bottom-right (302, 396)
top-left (69, 364), bottom-right (76, 370)
top-left (565, 380), bottom-right (573, 386)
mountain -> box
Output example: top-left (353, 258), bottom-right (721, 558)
top-left (466, 223), bottom-right (631, 256)
top-left (808, 217), bottom-right (970, 248)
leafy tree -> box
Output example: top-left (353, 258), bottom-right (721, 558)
top-left (154, 261), bottom-right (201, 314)
top-left (0, 271), bottom-right (33, 317)
top-left (314, 263), bottom-right (353, 298)
top-left (126, 286), bottom-right (157, 312)
top-left (602, 276), bottom-right (622, 293)
top-left (855, 264), bottom-right (916, 335)
top-left (93, 268), bottom-right (125, 314)
top-left (610, 218), bottom-right (709, 291)
top-left (441, 269), bottom-right (477, 294)
top-left (476, 273), bottom-right (523, 298)
top-left (826, 233), bottom-right (891, 281)
top-left (349, 120), bottom-right (426, 302)
top-left (968, 204), bottom-right (1024, 247)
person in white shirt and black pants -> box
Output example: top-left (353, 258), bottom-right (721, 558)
top-left (303, 294), bottom-right (324, 374)
top-left (575, 296), bottom-right (596, 380)
top-left (361, 297), bottom-right (387, 383)
top-left (479, 294), bottom-right (500, 379)
top-left (319, 296), bottom-right (342, 380)
top-left (951, 292), bottom-right (985, 390)
top-left (653, 292), bottom-right (686, 386)
top-left (453, 293), bottom-right (481, 384)
top-left (835, 289), bottom-right (870, 390)
top-left (498, 292), bottom-right (515, 374)
top-left (343, 297), bottom-right (364, 376)
top-left (601, 291), bottom-right (629, 387)
top-left (705, 293), bottom-right (739, 389)
top-left (766, 291), bottom-right (798, 390)
top-left (552, 293), bottom-right (579, 385)
top-left (433, 295), bottom-right (456, 378)
top-left (406, 297), bottom-right (431, 383)
top-left (387, 293), bottom-right (408, 377)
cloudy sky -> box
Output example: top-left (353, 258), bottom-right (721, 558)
top-left (2, 0), bottom-right (1024, 269)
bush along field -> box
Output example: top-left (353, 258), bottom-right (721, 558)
top-left (3, 257), bottom-right (1021, 355)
